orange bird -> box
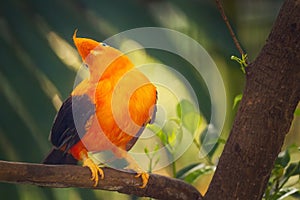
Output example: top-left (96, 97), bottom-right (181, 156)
top-left (43, 30), bottom-right (157, 188)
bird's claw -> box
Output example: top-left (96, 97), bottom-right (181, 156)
top-left (135, 171), bottom-right (149, 188)
top-left (83, 158), bottom-right (104, 187)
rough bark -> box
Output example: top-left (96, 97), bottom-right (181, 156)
top-left (0, 160), bottom-right (202, 200)
top-left (205, 0), bottom-right (300, 199)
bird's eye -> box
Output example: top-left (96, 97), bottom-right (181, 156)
top-left (83, 63), bottom-right (88, 68)
top-left (101, 43), bottom-right (109, 47)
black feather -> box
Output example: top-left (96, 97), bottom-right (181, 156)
top-left (43, 94), bottom-right (95, 164)
top-left (42, 147), bottom-right (77, 165)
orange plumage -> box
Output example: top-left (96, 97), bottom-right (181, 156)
top-left (43, 30), bottom-right (157, 188)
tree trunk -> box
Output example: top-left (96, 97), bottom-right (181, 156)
top-left (205, 0), bottom-right (300, 199)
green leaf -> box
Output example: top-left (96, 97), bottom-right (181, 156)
top-left (231, 54), bottom-right (248, 73)
top-left (148, 124), bottom-right (171, 146)
top-left (154, 143), bottom-right (160, 152)
top-left (176, 99), bottom-right (196, 118)
top-left (176, 163), bottom-right (201, 179)
top-left (271, 165), bottom-right (284, 181)
top-left (168, 129), bottom-right (177, 147)
top-left (147, 123), bottom-right (161, 133)
top-left (156, 129), bottom-right (168, 145)
top-left (144, 147), bottom-right (149, 155)
top-left (183, 166), bottom-right (214, 184)
top-left (176, 163), bottom-right (214, 184)
top-left (276, 188), bottom-right (299, 200)
top-left (275, 149), bottom-right (290, 167)
top-left (285, 162), bottom-right (300, 177)
top-left (199, 124), bottom-right (220, 160)
top-left (294, 108), bottom-right (300, 116)
top-left (176, 99), bottom-right (202, 134)
top-left (182, 112), bottom-right (202, 133)
top-left (164, 120), bottom-right (182, 146)
top-left (233, 94), bottom-right (243, 109)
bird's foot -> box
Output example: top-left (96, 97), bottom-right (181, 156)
top-left (135, 171), bottom-right (149, 188)
top-left (83, 158), bottom-right (104, 187)
top-left (125, 164), bottom-right (149, 188)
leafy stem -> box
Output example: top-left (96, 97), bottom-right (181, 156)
top-left (231, 54), bottom-right (248, 73)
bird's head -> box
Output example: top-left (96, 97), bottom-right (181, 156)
top-left (73, 30), bottom-right (134, 82)
top-left (73, 29), bottom-right (121, 61)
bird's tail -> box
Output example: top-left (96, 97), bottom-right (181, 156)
top-left (42, 147), bottom-right (77, 165)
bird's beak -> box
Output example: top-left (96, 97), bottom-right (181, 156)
top-left (73, 29), bottom-right (100, 61)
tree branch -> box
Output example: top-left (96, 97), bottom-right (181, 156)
top-left (214, 0), bottom-right (246, 57)
top-left (0, 160), bottom-right (203, 200)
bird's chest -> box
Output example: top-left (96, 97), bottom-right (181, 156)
top-left (77, 72), bottom-right (156, 152)
top-left (80, 81), bottom-right (140, 151)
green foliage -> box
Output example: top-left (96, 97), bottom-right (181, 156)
top-left (176, 163), bottom-right (201, 179)
top-left (149, 93), bottom-right (300, 190)
top-left (148, 99), bottom-right (204, 177)
top-left (275, 149), bottom-right (291, 168)
top-left (199, 125), bottom-right (226, 164)
top-left (233, 94), bottom-right (243, 109)
top-left (148, 99), bottom-right (202, 154)
top-left (144, 144), bottom-right (160, 173)
top-left (231, 54), bottom-right (248, 74)
top-left (264, 145), bottom-right (300, 200)
top-left (177, 99), bottom-right (203, 134)
top-left (147, 99), bottom-right (217, 183)
top-left (176, 163), bottom-right (214, 184)
top-left (294, 108), bottom-right (300, 116)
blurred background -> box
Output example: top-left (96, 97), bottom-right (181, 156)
top-left (0, 0), bottom-right (299, 199)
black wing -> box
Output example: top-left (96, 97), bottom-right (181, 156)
top-left (42, 147), bottom-right (78, 164)
top-left (50, 94), bottom-right (95, 153)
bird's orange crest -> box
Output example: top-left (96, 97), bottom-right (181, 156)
top-left (73, 29), bottom-right (100, 61)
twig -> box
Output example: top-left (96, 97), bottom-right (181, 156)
top-left (214, 0), bottom-right (246, 59)
top-left (0, 160), bottom-right (203, 200)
